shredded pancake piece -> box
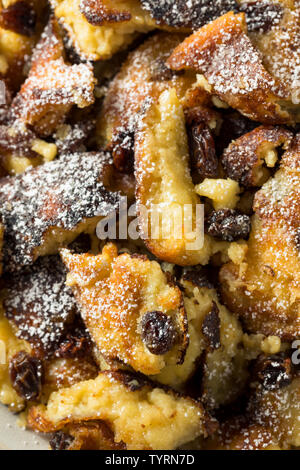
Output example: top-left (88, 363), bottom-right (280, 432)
top-left (246, 0), bottom-right (300, 100)
top-left (3, 255), bottom-right (78, 358)
top-left (50, 0), bottom-right (156, 60)
top-left (28, 370), bottom-right (215, 450)
top-left (222, 125), bottom-right (293, 187)
top-left (61, 243), bottom-right (188, 376)
top-left (140, 0), bottom-right (239, 28)
top-left (167, 12), bottom-right (298, 124)
top-left (220, 135), bottom-right (300, 340)
top-left (135, 88), bottom-right (213, 266)
top-left (97, 32), bottom-right (197, 155)
top-left (0, 152), bottom-right (119, 272)
top-left (10, 19), bottom-right (96, 136)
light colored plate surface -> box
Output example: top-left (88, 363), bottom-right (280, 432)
top-left (0, 405), bottom-right (49, 450)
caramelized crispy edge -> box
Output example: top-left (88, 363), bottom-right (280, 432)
top-left (79, 0), bottom-right (131, 26)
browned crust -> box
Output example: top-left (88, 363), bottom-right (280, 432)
top-left (247, 0), bottom-right (300, 95)
top-left (30, 18), bottom-right (64, 67)
top-left (0, 1), bottom-right (43, 92)
top-left (0, 222), bottom-right (3, 276)
top-left (79, 0), bottom-right (131, 26)
top-left (61, 247), bottom-right (189, 375)
top-left (280, 132), bottom-right (300, 171)
top-left (167, 12), bottom-right (295, 125)
top-left (10, 19), bottom-right (95, 136)
top-left (240, 0), bottom-right (285, 34)
top-left (204, 418), bottom-right (277, 450)
top-left (201, 301), bottom-right (221, 351)
top-left (0, 1), bottom-right (37, 37)
top-left (97, 32), bottom-right (197, 152)
top-left (220, 135), bottom-right (300, 340)
top-left (66, 420), bottom-right (126, 450)
top-left (222, 125), bottom-right (293, 187)
top-left (44, 357), bottom-right (99, 393)
top-left (140, 0), bottom-right (239, 29)
top-left (0, 152), bottom-right (119, 272)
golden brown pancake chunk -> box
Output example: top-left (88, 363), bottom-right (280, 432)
top-left (220, 135), bottom-right (300, 340)
top-left (135, 88), bottom-right (214, 266)
top-left (61, 244), bottom-right (188, 376)
top-left (175, 276), bottom-right (249, 408)
top-left (10, 19), bottom-right (96, 136)
top-left (50, 0), bottom-right (156, 60)
top-left (0, 152), bottom-right (119, 272)
top-left (43, 357), bottom-right (99, 397)
top-left (94, 264), bottom-right (251, 400)
top-left (167, 12), bottom-right (299, 124)
top-left (248, 375), bottom-right (300, 448)
top-left (28, 370), bottom-right (215, 450)
top-left (245, 0), bottom-right (300, 100)
top-left (97, 32), bottom-right (198, 157)
top-left (222, 125), bottom-right (293, 187)
top-left (204, 351), bottom-right (296, 450)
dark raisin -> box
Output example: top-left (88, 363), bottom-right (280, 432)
top-left (140, 311), bottom-right (177, 355)
top-left (253, 355), bottom-right (292, 391)
top-left (240, 1), bottom-right (284, 33)
top-left (150, 59), bottom-right (184, 81)
top-left (206, 209), bottom-right (251, 242)
top-left (216, 112), bottom-right (258, 155)
top-left (111, 130), bottom-right (135, 174)
top-left (187, 123), bottom-right (218, 183)
top-left (55, 314), bottom-right (93, 358)
top-left (0, 1), bottom-right (36, 36)
top-left (181, 266), bottom-right (214, 289)
top-left (50, 431), bottom-right (74, 451)
top-left (202, 302), bottom-right (221, 350)
top-left (9, 351), bottom-right (43, 401)
top-left (56, 332), bottom-right (91, 358)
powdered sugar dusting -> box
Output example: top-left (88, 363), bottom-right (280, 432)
top-left (140, 0), bottom-right (239, 28)
top-left (4, 255), bottom-right (78, 357)
top-left (0, 152), bottom-right (119, 271)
